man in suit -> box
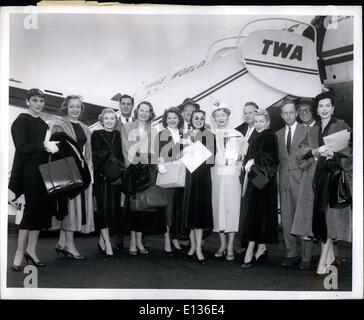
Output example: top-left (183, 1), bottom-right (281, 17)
top-left (297, 98), bottom-right (316, 128)
top-left (276, 99), bottom-right (313, 270)
top-left (115, 94), bottom-right (134, 132)
top-left (114, 94), bottom-right (134, 252)
top-left (236, 101), bottom-right (259, 143)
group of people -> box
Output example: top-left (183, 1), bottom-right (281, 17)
top-left (9, 88), bottom-right (352, 276)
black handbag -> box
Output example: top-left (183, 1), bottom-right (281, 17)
top-left (39, 151), bottom-right (84, 195)
top-left (130, 185), bottom-right (168, 212)
top-left (248, 164), bottom-right (269, 190)
top-left (329, 169), bottom-right (352, 209)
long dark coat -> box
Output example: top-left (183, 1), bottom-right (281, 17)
top-left (9, 113), bottom-right (56, 230)
top-left (294, 117), bottom-right (352, 242)
top-left (180, 129), bottom-right (216, 230)
top-left (239, 128), bottom-right (279, 243)
top-left (91, 129), bottom-right (124, 233)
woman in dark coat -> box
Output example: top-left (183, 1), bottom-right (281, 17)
top-left (121, 101), bottom-right (166, 255)
top-left (296, 92), bottom-right (352, 275)
top-left (156, 107), bottom-right (184, 254)
top-left (9, 88), bottom-right (59, 271)
top-left (92, 108), bottom-right (124, 257)
top-left (239, 109), bottom-right (279, 269)
top-left (180, 110), bottom-right (216, 264)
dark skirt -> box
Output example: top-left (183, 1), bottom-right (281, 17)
top-left (121, 196), bottom-right (166, 234)
top-left (93, 176), bottom-right (122, 234)
top-left (20, 157), bottom-right (57, 230)
top-left (183, 165), bottom-right (213, 230)
top-left (239, 176), bottom-right (278, 244)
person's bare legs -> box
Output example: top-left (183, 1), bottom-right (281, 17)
top-left (100, 228), bottom-right (114, 256)
top-left (65, 231), bottom-right (81, 256)
top-left (226, 232), bottom-right (235, 260)
top-left (13, 229), bottom-right (30, 267)
top-left (187, 230), bottom-right (196, 256)
top-left (243, 241), bottom-right (256, 263)
top-left (164, 226), bottom-right (172, 252)
top-left (195, 229), bottom-right (204, 261)
top-left (129, 231), bottom-right (137, 253)
top-left (215, 232), bottom-right (227, 257)
top-left (26, 230), bottom-right (41, 262)
top-left (317, 239), bottom-right (335, 274)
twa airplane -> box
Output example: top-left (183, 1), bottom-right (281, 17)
top-left (95, 16), bottom-right (353, 132)
top-left (8, 15), bottom-right (354, 157)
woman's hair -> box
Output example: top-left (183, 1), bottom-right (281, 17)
top-left (315, 91), bottom-right (335, 106)
top-left (254, 109), bottom-right (271, 127)
top-left (212, 107), bottom-right (231, 119)
top-left (133, 101), bottom-right (156, 122)
top-left (190, 110), bottom-right (206, 129)
top-left (161, 107), bottom-right (184, 129)
top-left (60, 95), bottom-right (85, 115)
top-left (98, 108), bottom-right (117, 128)
top-left (26, 88), bottom-right (44, 101)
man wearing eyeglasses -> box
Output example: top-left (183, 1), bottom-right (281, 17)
top-left (297, 98), bottom-right (316, 128)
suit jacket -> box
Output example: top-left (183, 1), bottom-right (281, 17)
top-left (121, 120), bottom-right (158, 167)
top-left (236, 122), bottom-right (258, 143)
top-left (276, 122), bottom-right (310, 192)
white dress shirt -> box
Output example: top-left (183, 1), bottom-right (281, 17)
top-left (245, 125), bottom-right (255, 141)
top-left (285, 121), bottom-right (298, 147)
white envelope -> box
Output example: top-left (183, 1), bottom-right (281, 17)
top-left (323, 130), bottom-right (350, 152)
top-left (181, 140), bottom-right (212, 173)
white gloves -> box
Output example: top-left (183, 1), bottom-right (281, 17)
top-left (244, 159), bottom-right (255, 173)
top-left (44, 141), bottom-right (59, 154)
top-left (314, 145), bottom-right (334, 158)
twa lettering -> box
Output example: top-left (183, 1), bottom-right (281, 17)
top-left (261, 39), bottom-right (303, 61)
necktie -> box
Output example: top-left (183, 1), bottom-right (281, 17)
top-left (126, 118), bottom-right (129, 123)
top-left (287, 126), bottom-right (291, 153)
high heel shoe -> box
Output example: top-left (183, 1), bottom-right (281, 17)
top-left (129, 250), bottom-right (138, 256)
top-left (99, 234), bottom-right (114, 258)
top-left (97, 243), bottom-right (105, 254)
top-left (55, 244), bottom-right (67, 258)
top-left (164, 249), bottom-right (173, 256)
top-left (137, 246), bottom-right (149, 255)
top-left (63, 247), bottom-right (85, 260)
top-left (226, 252), bottom-right (235, 261)
top-left (255, 250), bottom-right (269, 264)
top-left (11, 264), bottom-right (22, 272)
top-left (214, 249), bottom-right (227, 258)
top-left (171, 241), bottom-right (183, 254)
top-left (241, 256), bottom-right (256, 269)
top-left (197, 258), bottom-right (206, 265)
top-left (24, 251), bottom-right (46, 267)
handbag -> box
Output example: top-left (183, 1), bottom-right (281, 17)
top-left (39, 151), bottom-right (84, 195)
top-left (248, 164), bottom-right (269, 190)
top-left (99, 132), bottom-right (126, 182)
top-left (156, 162), bottom-right (186, 188)
top-left (130, 185), bottom-right (168, 212)
top-left (329, 169), bottom-right (352, 209)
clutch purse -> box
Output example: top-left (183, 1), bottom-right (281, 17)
top-left (248, 164), bottom-right (269, 190)
top-left (130, 185), bottom-right (168, 212)
top-left (39, 154), bottom-right (84, 195)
